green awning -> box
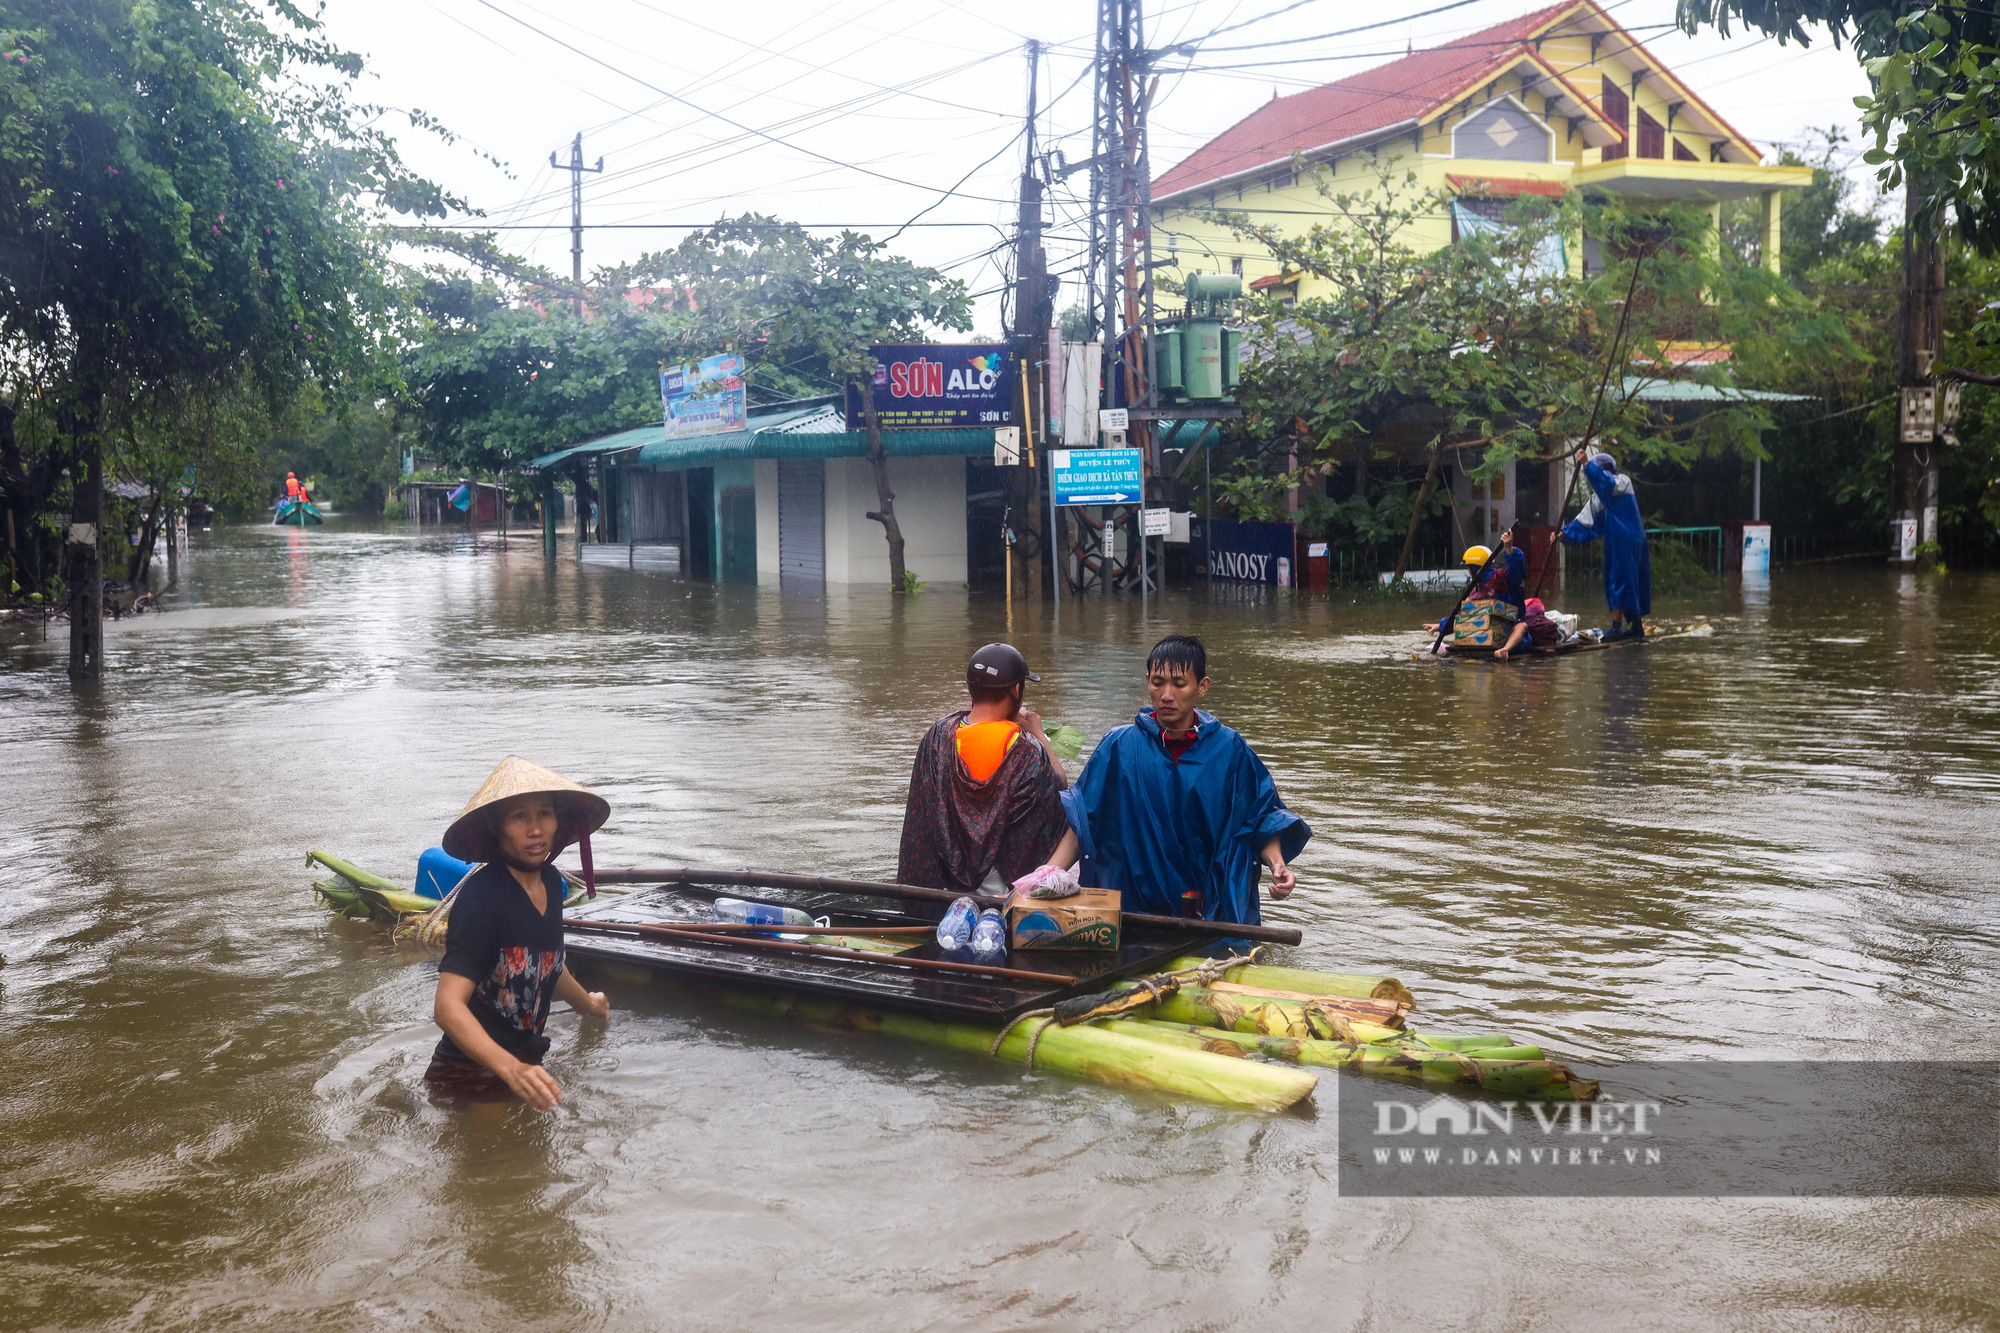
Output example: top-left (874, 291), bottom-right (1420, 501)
top-left (1622, 377), bottom-right (1813, 403)
top-left (529, 424), bottom-right (658, 470)
top-left (530, 402), bottom-right (1001, 473)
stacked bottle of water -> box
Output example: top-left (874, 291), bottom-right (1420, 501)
top-left (968, 908), bottom-right (1007, 963)
top-left (935, 896), bottom-right (977, 952)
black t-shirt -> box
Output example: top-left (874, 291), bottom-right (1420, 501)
top-left (433, 862), bottom-right (566, 1064)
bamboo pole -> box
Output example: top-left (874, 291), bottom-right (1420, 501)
top-left (565, 920), bottom-right (1076, 985)
top-left (594, 866), bottom-right (1306, 946)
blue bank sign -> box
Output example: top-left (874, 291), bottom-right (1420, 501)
top-left (1051, 448), bottom-right (1145, 506)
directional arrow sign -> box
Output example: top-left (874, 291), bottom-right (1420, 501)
top-left (1051, 448), bottom-right (1144, 507)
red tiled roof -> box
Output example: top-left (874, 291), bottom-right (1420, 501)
top-left (1154, 2), bottom-right (1578, 200)
top-left (1446, 173), bottom-right (1569, 197)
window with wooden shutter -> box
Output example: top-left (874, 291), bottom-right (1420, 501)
top-left (1636, 109), bottom-right (1665, 159)
top-left (1599, 79), bottom-right (1628, 160)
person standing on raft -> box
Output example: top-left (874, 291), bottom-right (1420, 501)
top-left (426, 756), bottom-right (611, 1109)
top-left (1557, 448), bottom-right (1651, 640)
top-left (897, 644), bottom-right (1074, 896)
top-left (1046, 635), bottom-right (1309, 926)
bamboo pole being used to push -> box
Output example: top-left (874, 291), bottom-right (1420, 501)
top-left (594, 866), bottom-right (1306, 946)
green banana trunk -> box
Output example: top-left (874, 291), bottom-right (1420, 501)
top-left (1164, 956), bottom-right (1417, 1007)
top-left (1115, 1019), bottom-right (1593, 1100)
top-left (659, 979), bottom-right (1319, 1111)
top-left (306, 850), bottom-right (404, 893)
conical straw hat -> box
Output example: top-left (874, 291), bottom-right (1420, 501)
top-left (442, 755), bottom-right (610, 861)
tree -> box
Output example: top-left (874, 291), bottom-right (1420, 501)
top-left (0, 0), bottom-right (445, 675)
top-left (1675, 1), bottom-right (2000, 258)
top-left (1216, 163), bottom-right (1853, 576)
top-left (402, 217), bottom-right (972, 590)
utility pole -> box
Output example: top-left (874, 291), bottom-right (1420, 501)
top-left (1009, 41), bottom-right (1053, 601)
top-left (1088, 0), bottom-right (1155, 591)
top-left (550, 133), bottom-right (604, 317)
top-left (1894, 178), bottom-right (1944, 563)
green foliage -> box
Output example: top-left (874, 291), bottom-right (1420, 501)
top-left (398, 217), bottom-right (973, 472)
top-left (1206, 162), bottom-right (1859, 569)
top-left (264, 402), bottom-right (403, 514)
top-left (0, 0), bottom-right (447, 600)
top-left (1676, 0), bottom-right (2000, 257)
top-left (898, 569), bottom-right (928, 596)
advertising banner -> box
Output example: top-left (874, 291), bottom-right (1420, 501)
top-left (661, 352), bottom-right (747, 439)
top-left (1193, 517), bottom-right (1296, 585)
top-left (846, 345), bottom-right (1014, 430)
top-left (1050, 448), bottom-right (1144, 506)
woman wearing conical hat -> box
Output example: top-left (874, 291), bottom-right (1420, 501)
top-left (426, 756), bottom-right (611, 1108)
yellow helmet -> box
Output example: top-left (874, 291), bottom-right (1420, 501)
top-left (1461, 545), bottom-right (1492, 567)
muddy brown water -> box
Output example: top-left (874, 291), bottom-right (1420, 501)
top-left (3, 520), bottom-right (1998, 1330)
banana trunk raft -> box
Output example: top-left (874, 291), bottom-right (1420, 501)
top-left (307, 851), bottom-right (1598, 1110)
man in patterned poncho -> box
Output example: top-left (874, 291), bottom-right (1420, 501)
top-left (896, 644), bottom-right (1072, 897)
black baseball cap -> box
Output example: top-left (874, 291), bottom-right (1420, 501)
top-left (966, 643), bottom-right (1040, 689)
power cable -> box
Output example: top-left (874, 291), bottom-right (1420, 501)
top-left (465, 0), bottom-right (1014, 202)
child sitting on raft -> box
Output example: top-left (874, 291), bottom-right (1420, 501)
top-left (1492, 598), bottom-right (1567, 660)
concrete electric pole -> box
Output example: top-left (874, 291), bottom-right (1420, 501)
top-left (1894, 178), bottom-right (1945, 563)
top-left (550, 133), bottom-right (604, 317)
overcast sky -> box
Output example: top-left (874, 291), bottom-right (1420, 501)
top-left (322, 0), bottom-right (1880, 333)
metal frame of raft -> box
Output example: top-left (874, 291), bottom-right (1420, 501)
top-left (562, 886), bottom-right (1213, 1022)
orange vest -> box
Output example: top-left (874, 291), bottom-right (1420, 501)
top-left (286, 477), bottom-right (300, 498)
top-left (955, 720), bottom-right (1021, 782)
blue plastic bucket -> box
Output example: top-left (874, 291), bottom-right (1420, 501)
top-left (415, 846), bottom-right (475, 900)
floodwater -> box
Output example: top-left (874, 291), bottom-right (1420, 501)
top-left (4, 520), bottom-right (1999, 1331)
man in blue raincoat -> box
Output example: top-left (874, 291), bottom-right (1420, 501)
top-left (1558, 448), bottom-right (1651, 640)
top-left (1044, 635), bottom-right (1309, 926)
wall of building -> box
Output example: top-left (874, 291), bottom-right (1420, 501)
top-left (822, 454), bottom-right (967, 586)
top-left (753, 458), bottom-right (781, 578)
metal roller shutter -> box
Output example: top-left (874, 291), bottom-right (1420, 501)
top-left (777, 459), bottom-right (824, 585)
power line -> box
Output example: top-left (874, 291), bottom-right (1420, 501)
top-left (1192, 0), bottom-right (1489, 55)
top-left (465, 0), bottom-right (1015, 202)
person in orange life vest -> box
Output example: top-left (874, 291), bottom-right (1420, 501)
top-left (896, 643), bottom-right (1075, 896)
top-left (285, 472), bottom-right (301, 500)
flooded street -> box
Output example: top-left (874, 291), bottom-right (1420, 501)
top-left (5, 520), bottom-right (2000, 1330)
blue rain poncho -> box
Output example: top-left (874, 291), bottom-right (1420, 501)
top-left (1061, 709), bottom-right (1310, 925)
top-left (1560, 458), bottom-right (1652, 619)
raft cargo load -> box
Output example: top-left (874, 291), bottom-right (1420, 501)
top-left (1424, 619), bottom-right (1717, 661)
top-left (305, 853), bottom-right (1600, 1112)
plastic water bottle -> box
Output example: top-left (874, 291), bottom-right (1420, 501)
top-left (969, 908), bottom-right (1007, 963)
top-left (935, 896), bottom-right (977, 951)
top-left (711, 898), bottom-right (814, 929)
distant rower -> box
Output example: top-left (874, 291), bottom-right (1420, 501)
top-left (1557, 449), bottom-right (1651, 640)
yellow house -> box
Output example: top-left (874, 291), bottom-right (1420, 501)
top-left (1152, 0), bottom-right (1814, 299)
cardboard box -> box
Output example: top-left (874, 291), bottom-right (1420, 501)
top-left (1453, 598), bottom-right (1517, 646)
top-left (1006, 885), bottom-right (1122, 951)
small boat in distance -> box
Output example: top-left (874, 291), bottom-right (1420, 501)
top-left (273, 496), bottom-right (324, 526)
